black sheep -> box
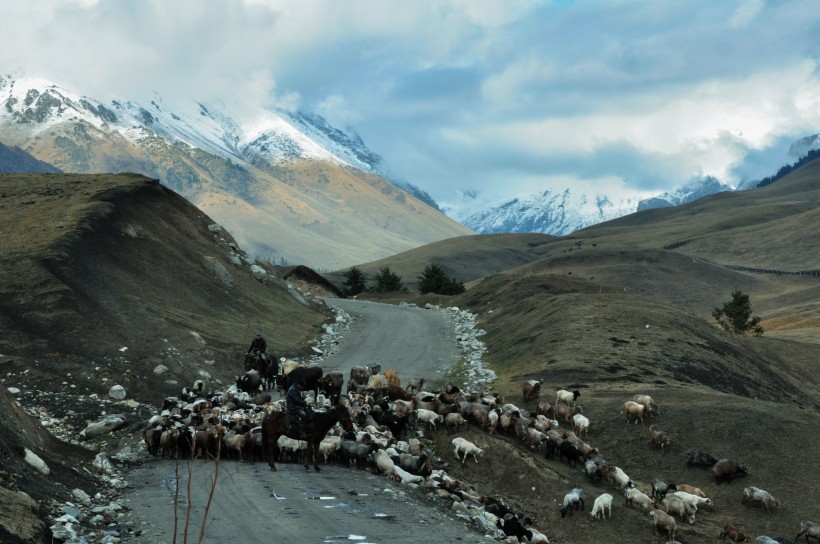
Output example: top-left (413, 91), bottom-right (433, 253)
top-left (558, 440), bottom-right (583, 468)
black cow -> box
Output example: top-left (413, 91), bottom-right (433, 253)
top-left (283, 365), bottom-right (324, 399)
top-left (236, 370), bottom-right (262, 393)
top-left (318, 372), bottom-right (344, 402)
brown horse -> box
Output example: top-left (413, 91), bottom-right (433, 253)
top-left (244, 351), bottom-right (275, 391)
top-left (261, 404), bottom-right (354, 472)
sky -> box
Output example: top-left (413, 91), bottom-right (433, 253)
top-left (3, 0), bottom-right (820, 219)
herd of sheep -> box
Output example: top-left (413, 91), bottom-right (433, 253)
top-left (141, 367), bottom-right (818, 544)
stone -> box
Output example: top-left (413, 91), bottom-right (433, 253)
top-left (153, 364), bottom-right (169, 375)
top-left (82, 415), bottom-right (126, 439)
top-left (72, 488), bottom-right (92, 505)
top-left (108, 385), bottom-right (126, 400)
top-left (23, 448), bottom-right (50, 475)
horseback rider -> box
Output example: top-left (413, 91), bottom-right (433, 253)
top-left (247, 331), bottom-right (269, 372)
top-left (286, 378), bottom-right (313, 439)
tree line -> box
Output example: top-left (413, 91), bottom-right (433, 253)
top-left (342, 264), bottom-right (465, 296)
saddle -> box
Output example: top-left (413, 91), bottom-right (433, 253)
top-left (285, 414), bottom-right (313, 437)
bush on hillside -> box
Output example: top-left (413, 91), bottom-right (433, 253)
top-left (418, 264), bottom-right (465, 295)
top-left (342, 265), bottom-right (366, 296)
top-left (371, 266), bottom-right (407, 293)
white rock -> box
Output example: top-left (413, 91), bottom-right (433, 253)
top-left (153, 364), bottom-right (169, 375)
top-left (82, 415), bottom-right (126, 439)
top-left (93, 453), bottom-right (113, 473)
top-left (109, 385), bottom-right (126, 400)
top-left (24, 447), bottom-right (50, 475)
top-left (7, 387), bottom-right (20, 394)
top-left (72, 488), bottom-right (92, 505)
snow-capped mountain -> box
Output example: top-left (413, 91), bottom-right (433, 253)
top-left (0, 75), bottom-right (469, 268)
top-left (463, 188), bottom-right (641, 236)
top-left (464, 176), bottom-right (736, 236)
top-left (636, 176), bottom-right (734, 211)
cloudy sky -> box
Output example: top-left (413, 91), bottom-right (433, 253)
top-left (3, 0), bottom-right (820, 218)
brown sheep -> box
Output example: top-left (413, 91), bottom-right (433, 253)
top-left (554, 403), bottom-right (583, 423)
top-left (719, 523), bottom-right (751, 543)
top-left (633, 394), bottom-right (660, 416)
top-left (713, 459), bottom-right (748, 484)
top-left (624, 401), bottom-right (648, 426)
top-left (649, 509), bottom-right (677, 541)
top-left (383, 370), bottom-right (401, 388)
top-left (405, 378), bottom-right (425, 394)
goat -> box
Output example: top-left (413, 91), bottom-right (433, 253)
top-left (392, 465), bottom-right (424, 485)
top-left (555, 389), bottom-right (581, 407)
top-left (405, 378), bottom-right (425, 394)
top-left (560, 486), bottom-right (584, 517)
top-left (605, 466), bottom-right (634, 489)
top-left (742, 486), bottom-right (781, 512)
top-left (412, 408), bottom-right (443, 431)
top-left (452, 437), bottom-right (484, 464)
top-left (650, 477), bottom-right (677, 501)
top-left (554, 403), bottom-right (583, 424)
top-left (713, 458), bottom-right (748, 484)
top-left (675, 483), bottom-right (708, 497)
top-left (624, 400), bottom-right (648, 426)
top-left (720, 523), bottom-right (752, 543)
top-left (796, 521), bottom-right (820, 543)
top-left (371, 449), bottom-right (397, 478)
top-left (590, 493), bottom-right (613, 520)
top-left (497, 513), bottom-right (535, 542)
top-left (649, 424), bottom-right (671, 452)
top-left (649, 509), bottom-right (677, 541)
top-left (522, 379), bottom-right (544, 401)
top-left (558, 441), bottom-right (584, 468)
top-left (671, 490), bottom-right (713, 511)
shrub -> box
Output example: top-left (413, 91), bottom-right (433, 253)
top-left (372, 266), bottom-right (406, 293)
top-left (712, 290), bottom-right (763, 336)
top-left (342, 266), bottom-right (366, 296)
top-left (418, 264), bottom-right (465, 295)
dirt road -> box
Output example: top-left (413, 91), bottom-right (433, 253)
top-left (120, 299), bottom-right (480, 544)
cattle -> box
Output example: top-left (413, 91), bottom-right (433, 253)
top-left (282, 365), bottom-right (324, 399)
top-left (236, 370), bottom-right (263, 393)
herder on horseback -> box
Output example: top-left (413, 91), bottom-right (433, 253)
top-left (286, 378), bottom-right (313, 439)
top-left (247, 331), bottom-right (270, 372)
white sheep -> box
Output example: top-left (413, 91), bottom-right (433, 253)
top-left (661, 496), bottom-right (696, 524)
top-left (560, 486), bottom-right (585, 517)
top-left (487, 409), bottom-right (499, 434)
top-left (795, 521), bottom-right (820, 542)
top-left (413, 408), bottom-right (443, 431)
top-left (625, 487), bottom-right (657, 511)
top-left (371, 449), bottom-right (396, 478)
top-left (572, 413), bottom-right (590, 438)
top-left (605, 466), bottom-right (633, 489)
top-left (742, 486), bottom-right (781, 512)
top-left (633, 394), bottom-right (660, 415)
top-left (318, 436), bottom-right (341, 464)
top-left (555, 389), bottom-right (581, 407)
top-left (452, 437), bottom-right (484, 464)
top-left (590, 493), bottom-right (613, 520)
top-left (671, 491), bottom-right (713, 511)
top-left (392, 465), bottom-right (425, 485)
top-left (445, 412), bottom-right (467, 433)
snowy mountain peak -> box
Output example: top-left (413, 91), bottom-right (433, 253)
top-left (636, 176), bottom-right (734, 211)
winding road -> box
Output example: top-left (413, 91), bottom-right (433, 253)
top-left (120, 298), bottom-right (478, 544)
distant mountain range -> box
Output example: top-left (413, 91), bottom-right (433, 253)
top-left (2, 74), bottom-right (818, 251)
top-left (0, 76), bottom-right (469, 268)
top-left (0, 141), bottom-right (60, 173)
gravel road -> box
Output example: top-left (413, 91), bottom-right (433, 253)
top-left (120, 299), bottom-right (482, 544)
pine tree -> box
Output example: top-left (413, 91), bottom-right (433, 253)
top-left (342, 266), bottom-right (366, 296)
top-left (712, 290), bottom-right (763, 336)
top-left (418, 264), bottom-right (465, 295)
top-left (372, 266), bottom-right (406, 293)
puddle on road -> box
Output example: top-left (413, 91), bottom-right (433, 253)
top-left (372, 512), bottom-right (395, 521)
top-left (323, 536), bottom-right (376, 543)
top-left (307, 495), bottom-right (337, 500)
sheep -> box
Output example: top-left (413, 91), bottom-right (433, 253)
top-left (650, 477), bottom-right (677, 501)
top-left (590, 493), bottom-right (613, 520)
top-left (756, 537), bottom-right (781, 544)
top-left (625, 487), bottom-right (657, 511)
top-left (572, 413), bottom-right (590, 438)
top-left (633, 394), bottom-right (660, 415)
top-left (392, 465), bottom-right (424, 485)
top-left (713, 458), bottom-right (748, 484)
top-left (383, 370), bottom-right (400, 388)
top-left (684, 448), bottom-right (717, 468)
top-left (397, 453), bottom-right (431, 476)
top-left (605, 466), bottom-right (634, 489)
top-left (558, 441), bottom-right (584, 468)
top-left (671, 490), bottom-right (713, 510)
top-left (649, 509), bottom-right (677, 541)
top-left (528, 528), bottom-right (552, 544)
top-left (159, 427), bottom-right (180, 459)
top-left (413, 408), bottom-right (443, 431)
top-left (562, 431), bottom-right (598, 459)
top-left (661, 496), bottom-right (696, 524)
top-left (522, 379), bottom-right (544, 401)
top-left (554, 403), bottom-right (583, 424)
top-left (445, 412), bottom-right (467, 434)
top-left (223, 430), bottom-right (251, 462)
top-left (143, 426), bottom-right (162, 456)
top-left (555, 389), bottom-right (581, 407)
top-left (277, 436), bottom-right (307, 464)
top-left (452, 437), bottom-right (484, 464)
top-left (487, 409), bottom-right (499, 434)
top-left (719, 523), bottom-right (752, 543)
top-left (796, 521), bottom-right (820, 543)
top-left (742, 486), bottom-right (781, 512)
top-left (560, 486), bottom-right (584, 517)
top-left (624, 400), bottom-right (648, 426)
top-left (318, 436), bottom-right (341, 464)
top-left (526, 428), bottom-right (547, 450)
top-left (497, 513), bottom-right (535, 542)
top-left (338, 440), bottom-right (376, 470)
top-left (372, 449), bottom-right (397, 478)
top-left (675, 484), bottom-right (708, 498)
top-left (649, 425), bottom-right (671, 452)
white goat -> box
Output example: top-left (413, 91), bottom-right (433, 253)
top-left (413, 408), bottom-right (443, 431)
top-left (452, 437), bottom-right (484, 464)
top-left (625, 487), bottom-right (657, 511)
top-left (572, 413), bottom-right (590, 438)
top-left (742, 486), bottom-right (781, 512)
top-left (590, 493), bottom-right (613, 520)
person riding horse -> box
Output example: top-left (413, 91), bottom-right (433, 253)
top-left (286, 378), bottom-right (313, 439)
top-left (247, 331), bottom-right (270, 373)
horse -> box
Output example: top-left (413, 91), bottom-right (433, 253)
top-left (244, 350), bottom-right (276, 391)
top-left (261, 404), bottom-right (354, 472)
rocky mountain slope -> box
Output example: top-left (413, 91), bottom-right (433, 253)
top-left (0, 76), bottom-right (471, 268)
